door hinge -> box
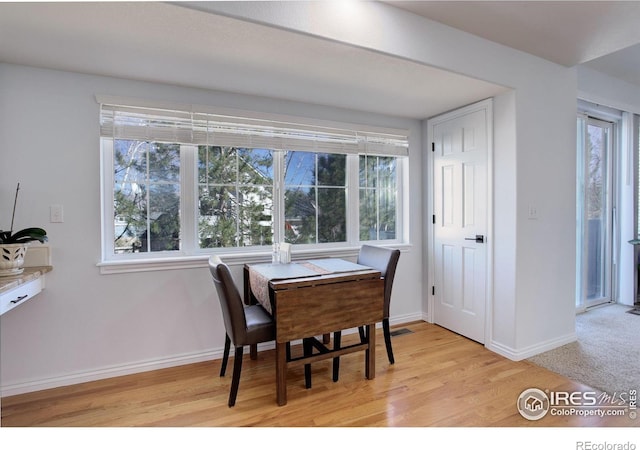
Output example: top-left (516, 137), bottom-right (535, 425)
top-left (432, 215), bottom-right (436, 224)
top-left (432, 286), bottom-right (435, 295)
top-left (432, 142), bottom-right (435, 152)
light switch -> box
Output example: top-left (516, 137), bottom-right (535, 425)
top-left (50, 204), bottom-right (64, 223)
top-left (527, 204), bottom-right (538, 220)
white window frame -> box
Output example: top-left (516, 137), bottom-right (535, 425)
top-left (97, 96), bottom-right (409, 274)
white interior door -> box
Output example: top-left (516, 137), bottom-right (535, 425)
top-left (430, 104), bottom-right (489, 344)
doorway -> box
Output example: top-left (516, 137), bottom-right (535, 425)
top-left (576, 115), bottom-right (616, 309)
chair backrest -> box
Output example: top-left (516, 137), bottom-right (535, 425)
top-left (209, 255), bottom-right (248, 346)
top-left (357, 245), bottom-right (401, 318)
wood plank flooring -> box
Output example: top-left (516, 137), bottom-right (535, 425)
top-left (1, 321), bottom-right (637, 427)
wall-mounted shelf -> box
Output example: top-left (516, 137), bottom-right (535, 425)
top-left (0, 266), bottom-right (52, 316)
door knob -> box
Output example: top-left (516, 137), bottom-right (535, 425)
top-left (465, 235), bottom-right (485, 243)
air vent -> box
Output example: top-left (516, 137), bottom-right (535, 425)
top-left (390, 328), bottom-right (413, 337)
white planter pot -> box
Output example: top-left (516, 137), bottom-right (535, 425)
top-left (0, 243), bottom-right (28, 277)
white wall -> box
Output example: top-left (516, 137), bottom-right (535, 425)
top-left (0, 63), bottom-right (423, 395)
top-left (1, 1), bottom-right (586, 394)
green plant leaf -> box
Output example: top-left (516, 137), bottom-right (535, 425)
top-left (3, 227), bottom-right (48, 244)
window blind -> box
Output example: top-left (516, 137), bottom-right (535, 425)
top-left (98, 101), bottom-right (409, 157)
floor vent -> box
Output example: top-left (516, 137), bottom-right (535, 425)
top-left (390, 328), bottom-right (413, 337)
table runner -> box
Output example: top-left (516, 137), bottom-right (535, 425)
top-left (248, 259), bottom-right (372, 314)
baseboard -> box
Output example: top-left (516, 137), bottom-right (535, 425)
top-left (1, 313), bottom-right (425, 397)
top-left (486, 332), bottom-right (577, 361)
top-left (0, 347), bottom-right (226, 397)
top-left (389, 312), bottom-right (424, 327)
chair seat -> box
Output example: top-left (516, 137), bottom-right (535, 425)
top-left (243, 304), bottom-right (275, 345)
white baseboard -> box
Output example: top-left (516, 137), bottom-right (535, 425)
top-left (486, 332), bottom-right (577, 361)
top-left (1, 313), bottom-right (426, 397)
top-left (1, 347), bottom-right (224, 397)
top-left (389, 312), bottom-right (424, 327)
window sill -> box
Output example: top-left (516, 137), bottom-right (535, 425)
top-left (97, 243), bottom-right (412, 274)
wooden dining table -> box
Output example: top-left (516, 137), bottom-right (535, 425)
top-left (243, 258), bottom-right (384, 406)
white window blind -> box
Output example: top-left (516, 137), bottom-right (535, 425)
top-left (98, 98), bottom-right (409, 157)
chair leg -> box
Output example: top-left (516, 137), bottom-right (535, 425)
top-left (358, 326), bottom-right (366, 343)
top-left (220, 333), bottom-right (231, 377)
top-left (228, 346), bottom-right (244, 407)
top-left (383, 318), bottom-right (395, 364)
top-left (250, 343), bottom-right (258, 360)
top-left (332, 331), bottom-right (342, 382)
top-left (303, 338), bottom-right (312, 389)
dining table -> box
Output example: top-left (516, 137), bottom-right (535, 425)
top-left (243, 258), bottom-right (384, 406)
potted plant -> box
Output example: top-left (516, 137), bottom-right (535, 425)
top-left (0, 183), bottom-right (48, 276)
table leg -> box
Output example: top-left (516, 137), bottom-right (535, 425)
top-left (365, 323), bottom-right (375, 380)
top-left (276, 341), bottom-right (288, 406)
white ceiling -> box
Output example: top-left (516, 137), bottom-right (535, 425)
top-left (389, 1), bottom-right (640, 67)
top-left (1, 1), bottom-right (639, 119)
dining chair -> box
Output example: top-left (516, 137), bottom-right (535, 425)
top-left (209, 255), bottom-right (276, 407)
top-left (332, 245), bottom-right (401, 381)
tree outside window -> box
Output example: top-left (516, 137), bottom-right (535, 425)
top-left (113, 140), bottom-right (180, 253)
top-left (284, 152), bottom-right (347, 244)
top-left (198, 146), bottom-right (274, 248)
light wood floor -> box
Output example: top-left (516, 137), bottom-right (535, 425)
top-left (1, 321), bottom-right (636, 427)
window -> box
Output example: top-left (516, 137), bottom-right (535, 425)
top-left (114, 141), bottom-right (181, 254)
top-left (98, 98), bottom-right (408, 270)
top-left (284, 151), bottom-right (347, 244)
top-left (360, 155), bottom-right (397, 241)
top-left (198, 146), bottom-right (274, 248)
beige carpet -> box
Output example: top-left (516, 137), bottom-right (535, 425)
top-left (527, 303), bottom-right (639, 394)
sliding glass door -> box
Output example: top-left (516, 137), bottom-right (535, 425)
top-left (577, 116), bottom-right (615, 309)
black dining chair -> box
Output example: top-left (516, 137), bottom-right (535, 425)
top-left (209, 255), bottom-right (275, 407)
top-left (332, 245), bottom-right (401, 381)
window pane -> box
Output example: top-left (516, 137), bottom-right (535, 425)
top-left (359, 188), bottom-right (376, 240)
top-left (146, 183), bottom-right (180, 251)
top-left (378, 157), bottom-right (396, 188)
top-left (317, 154), bottom-right (346, 186)
top-left (238, 186), bottom-right (273, 246)
top-left (114, 182), bottom-right (147, 253)
top-left (285, 152), bottom-right (315, 186)
top-left (379, 157), bottom-right (397, 239)
top-left (284, 151), bottom-right (347, 244)
top-left (318, 187), bottom-right (346, 242)
top-left (285, 187), bottom-right (316, 244)
top-left (379, 187), bottom-right (396, 240)
top-left (359, 154), bottom-right (377, 188)
top-left (199, 185), bottom-right (238, 248)
top-left (114, 140), bottom-right (147, 184)
top-left (198, 146), bottom-right (273, 248)
top-left (359, 155), bottom-right (398, 241)
top-left (113, 140), bottom-right (181, 254)
top-left (149, 143), bottom-right (180, 182)
top-left (238, 148), bottom-right (273, 183)
top-left (199, 147), bottom-right (237, 184)
top-left (586, 124), bottom-right (608, 300)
